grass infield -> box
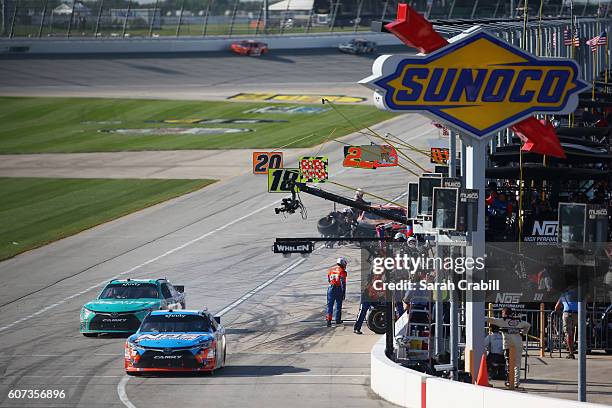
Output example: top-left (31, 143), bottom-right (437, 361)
top-left (0, 97), bottom-right (394, 153)
top-left (0, 177), bottom-right (215, 260)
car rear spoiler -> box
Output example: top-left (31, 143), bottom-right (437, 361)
top-left (214, 316), bottom-right (221, 324)
top-left (174, 285), bottom-right (185, 293)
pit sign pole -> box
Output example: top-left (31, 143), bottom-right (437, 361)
top-left (461, 134), bottom-right (490, 380)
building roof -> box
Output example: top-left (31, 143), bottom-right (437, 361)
top-left (269, 0), bottom-right (314, 12)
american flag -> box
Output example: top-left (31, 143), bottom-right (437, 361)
top-left (572, 27), bottom-right (580, 47)
top-left (587, 31), bottom-right (607, 52)
top-left (587, 36), bottom-right (599, 52)
top-left (597, 31), bottom-right (608, 46)
top-left (563, 28), bottom-right (572, 46)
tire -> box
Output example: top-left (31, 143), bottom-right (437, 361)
top-left (606, 349), bottom-right (612, 355)
top-left (82, 333), bottom-right (97, 337)
top-left (126, 371), bottom-right (141, 376)
top-left (366, 307), bottom-right (386, 334)
top-left (317, 216), bottom-right (338, 236)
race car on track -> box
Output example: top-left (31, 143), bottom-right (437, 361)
top-left (230, 40), bottom-right (268, 56)
top-left (80, 278), bottom-right (185, 337)
top-left (338, 38), bottom-right (376, 54)
top-left (124, 309), bottom-right (226, 374)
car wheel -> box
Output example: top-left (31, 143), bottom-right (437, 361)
top-left (606, 349), bottom-right (612, 355)
top-left (82, 333), bottom-right (97, 337)
top-left (366, 307), bottom-right (386, 334)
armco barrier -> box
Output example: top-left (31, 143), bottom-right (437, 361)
top-left (370, 315), bottom-right (611, 408)
top-left (0, 32), bottom-right (403, 55)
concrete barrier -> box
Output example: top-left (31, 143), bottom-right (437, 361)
top-left (0, 32), bottom-right (403, 55)
top-left (370, 314), bottom-right (610, 408)
top-left (426, 377), bottom-right (610, 408)
top-left (370, 313), bottom-right (431, 408)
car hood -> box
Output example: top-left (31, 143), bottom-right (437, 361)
top-left (83, 299), bottom-right (160, 313)
top-left (339, 43), bottom-right (356, 48)
top-left (130, 332), bottom-right (214, 348)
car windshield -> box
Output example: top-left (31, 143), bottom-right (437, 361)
top-left (362, 208), bottom-right (405, 221)
top-left (139, 314), bottom-right (211, 333)
top-left (99, 283), bottom-right (159, 300)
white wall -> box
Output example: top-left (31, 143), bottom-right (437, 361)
top-left (370, 314), bottom-right (610, 408)
top-left (0, 32), bottom-right (403, 54)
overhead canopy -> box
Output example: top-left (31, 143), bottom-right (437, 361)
top-left (486, 165), bottom-right (610, 181)
top-left (269, 0), bottom-right (315, 11)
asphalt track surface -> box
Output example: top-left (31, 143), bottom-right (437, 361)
top-left (0, 47), bottom-right (442, 408)
top-left (0, 46), bottom-right (411, 101)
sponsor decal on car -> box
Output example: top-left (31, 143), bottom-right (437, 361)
top-left (230, 93), bottom-right (365, 104)
top-left (100, 128), bottom-right (253, 135)
top-left (135, 333), bottom-right (206, 341)
top-left (244, 105), bottom-right (330, 115)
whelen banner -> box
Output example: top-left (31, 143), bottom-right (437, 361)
top-left (360, 28), bottom-right (589, 139)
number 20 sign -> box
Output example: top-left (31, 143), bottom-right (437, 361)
top-left (299, 156), bottom-right (328, 183)
top-left (253, 152), bottom-right (283, 174)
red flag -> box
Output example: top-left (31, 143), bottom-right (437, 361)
top-left (384, 4), bottom-right (448, 54)
top-left (384, 4), bottom-right (565, 159)
top-left (511, 118), bottom-right (566, 159)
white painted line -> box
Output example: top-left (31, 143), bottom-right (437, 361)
top-left (0, 199), bottom-right (280, 333)
top-left (215, 253), bottom-right (313, 317)
top-left (277, 374), bottom-right (370, 377)
top-left (215, 190), bottom-right (408, 318)
top-left (118, 376), bottom-right (137, 408)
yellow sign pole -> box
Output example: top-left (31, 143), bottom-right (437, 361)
top-left (593, 50), bottom-right (597, 101)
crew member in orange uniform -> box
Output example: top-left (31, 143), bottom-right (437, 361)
top-left (326, 257), bottom-right (348, 327)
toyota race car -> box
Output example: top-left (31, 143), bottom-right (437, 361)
top-left (338, 39), bottom-right (376, 54)
top-left (230, 40), bottom-right (268, 56)
top-left (80, 279), bottom-right (185, 337)
top-left (125, 309), bottom-right (226, 374)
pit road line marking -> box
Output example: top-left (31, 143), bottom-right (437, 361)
top-left (117, 376), bottom-right (137, 408)
top-left (0, 200), bottom-right (279, 333)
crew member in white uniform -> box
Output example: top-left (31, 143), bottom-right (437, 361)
top-left (487, 307), bottom-right (531, 388)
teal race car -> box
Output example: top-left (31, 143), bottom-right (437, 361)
top-left (80, 278), bottom-right (185, 337)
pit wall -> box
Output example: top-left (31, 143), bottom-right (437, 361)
top-left (370, 314), bottom-right (609, 408)
top-left (0, 32), bottom-right (402, 54)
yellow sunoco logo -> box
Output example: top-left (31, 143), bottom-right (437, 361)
top-left (360, 29), bottom-right (588, 137)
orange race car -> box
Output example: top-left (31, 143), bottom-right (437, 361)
top-left (230, 40), bottom-right (269, 56)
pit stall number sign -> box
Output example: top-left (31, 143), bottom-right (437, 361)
top-left (253, 152), bottom-right (283, 174)
top-left (268, 168), bottom-right (300, 193)
top-left (299, 156), bottom-right (328, 183)
top-left (430, 147), bottom-right (450, 164)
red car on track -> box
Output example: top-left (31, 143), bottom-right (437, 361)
top-left (230, 40), bottom-right (269, 56)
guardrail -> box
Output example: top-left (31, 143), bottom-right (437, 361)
top-left (0, 32), bottom-right (403, 54)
